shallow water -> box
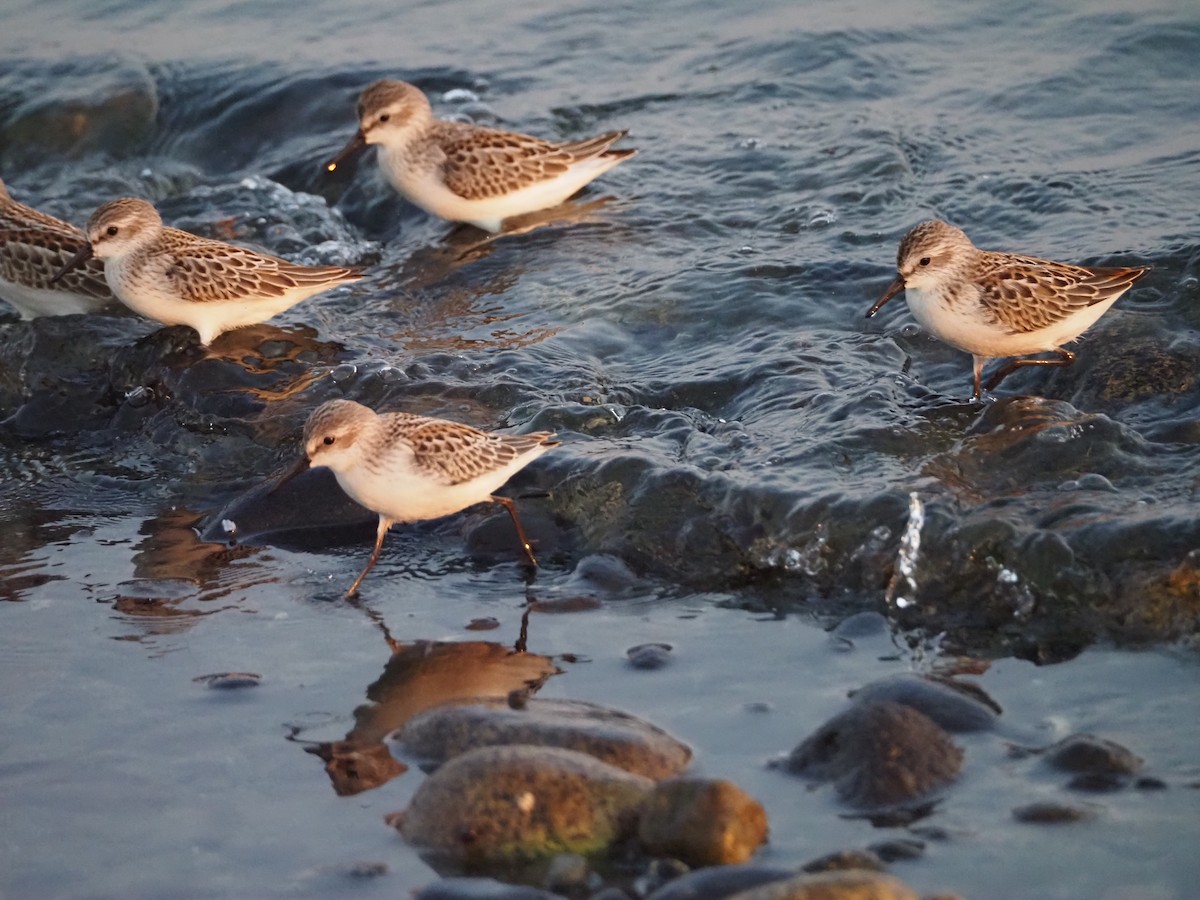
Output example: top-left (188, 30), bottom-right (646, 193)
top-left (2, 0), bottom-right (1199, 897)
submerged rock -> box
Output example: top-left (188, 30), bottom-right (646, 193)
top-left (627, 643), bottom-right (674, 670)
top-left (1, 58), bottom-right (158, 166)
top-left (1011, 801), bottom-right (1098, 824)
top-left (865, 839), bottom-right (925, 863)
top-left (541, 853), bottom-right (593, 893)
top-left (722, 869), bottom-right (920, 900)
top-left (1039, 734), bottom-right (1144, 776)
top-left (643, 864), bottom-right (793, 900)
top-left (413, 876), bottom-right (567, 900)
top-left (848, 674), bottom-right (1000, 733)
top-left (637, 778), bottom-right (768, 867)
top-left (799, 850), bottom-right (885, 874)
top-left (397, 697), bottom-right (692, 780)
top-left (783, 700), bottom-right (962, 808)
top-left (393, 745), bottom-right (653, 866)
top-left (192, 671), bottom-right (261, 689)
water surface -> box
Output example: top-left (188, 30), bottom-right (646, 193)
top-left (1, 0), bottom-right (1199, 897)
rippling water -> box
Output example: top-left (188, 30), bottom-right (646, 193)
top-left (2, 0), bottom-right (1199, 897)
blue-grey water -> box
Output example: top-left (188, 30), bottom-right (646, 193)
top-left (2, 0), bottom-right (1199, 897)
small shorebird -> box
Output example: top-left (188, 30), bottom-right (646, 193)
top-left (51, 197), bottom-right (362, 344)
top-left (0, 176), bottom-right (113, 318)
top-left (866, 219), bottom-right (1147, 399)
top-left (326, 79), bottom-right (635, 233)
top-left (280, 399), bottom-right (558, 598)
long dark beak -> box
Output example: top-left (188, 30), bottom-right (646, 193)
top-left (325, 130), bottom-right (367, 173)
top-left (865, 274), bottom-right (906, 318)
top-left (49, 243), bottom-right (94, 285)
top-left (272, 454), bottom-right (310, 491)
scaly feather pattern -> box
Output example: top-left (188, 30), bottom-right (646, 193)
top-left (0, 177), bottom-right (112, 317)
top-left (54, 197), bottom-right (361, 343)
top-left (327, 78), bottom-right (635, 232)
top-left (292, 399), bottom-right (559, 597)
top-left (867, 219), bottom-right (1147, 399)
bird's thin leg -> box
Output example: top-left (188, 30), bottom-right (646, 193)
top-left (983, 349), bottom-right (1076, 393)
top-left (491, 495), bottom-right (539, 568)
top-left (345, 517), bottom-right (392, 599)
top-left (972, 356), bottom-right (985, 401)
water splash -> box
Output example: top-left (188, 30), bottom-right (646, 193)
top-left (885, 492), bottom-right (924, 611)
top-left (996, 566), bottom-right (1036, 620)
top-left (757, 522), bottom-right (829, 577)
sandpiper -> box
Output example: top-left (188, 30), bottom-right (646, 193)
top-left (0, 176), bottom-right (113, 318)
top-left (51, 197), bottom-right (362, 344)
top-left (280, 399), bottom-right (558, 597)
top-left (866, 219), bottom-right (1147, 399)
top-left (326, 79), bottom-right (635, 233)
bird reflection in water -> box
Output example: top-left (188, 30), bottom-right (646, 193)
top-left (112, 508), bottom-right (268, 637)
top-left (296, 635), bottom-right (561, 796)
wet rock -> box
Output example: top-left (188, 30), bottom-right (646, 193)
top-left (465, 502), bottom-right (561, 564)
top-left (567, 554), bottom-right (640, 593)
top-left (0, 315), bottom-right (134, 436)
top-left (635, 858), bottom-right (692, 898)
top-left (542, 853), bottom-right (592, 893)
top-left (303, 860), bottom-right (389, 879)
top-left (341, 861), bottom-right (389, 878)
top-left (397, 698), bottom-right (692, 780)
top-left (722, 869), bottom-right (920, 900)
top-left (783, 701), bottom-right (962, 808)
top-left (865, 839), bottom-right (925, 863)
top-left (1, 58), bottom-right (158, 166)
top-left (466, 618), bottom-right (502, 631)
top-left (297, 859), bottom-right (390, 889)
top-left (800, 850), bottom-right (885, 873)
top-left (526, 596), bottom-right (604, 614)
top-left (1038, 734), bottom-right (1143, 776)
top-left (192, 671), bottom-right (261, 689)
top-left (829, 612), bottom-right (892, 641)
top-left (627, 643), bottom-right (673, 670)
top-left (1166, 549), bottom-right (1200, 597)
top-left (413, 876), bottom-right (567, 900)
top-left (644, 864), bottom-right (793, 900)
top-left (857, 802), bottom-right (939, 829)
top-left (637, 778), bottom-right (768, 867)
top-left (1088, 332), bottom-right (1199, 405)
top-left (907, 825), bottom-right (950, 843)
top-left (394, 745), bottom-right (653, 866)
top-left (591, 888), bottom-right (633, 900)
top-left (848, 674), bottom-right (1000, 733)
top-left (1105, 552), bottom-right (1200, 646)
top-left (1067, 772), bottom-right (1131, 793)
top-left (200, 463), bottom-right (375, 545)
top-left (1011, 801), bottom-right (1098, 824)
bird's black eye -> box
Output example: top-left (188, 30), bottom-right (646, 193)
top-left (919, 257), bottom-right (931, 266)
top-left (323, 435), bottom-right (335, 446)
top-left (378, 113), bottom-right (390, 123)
top-left (106, 225), bottom-right (119, 237)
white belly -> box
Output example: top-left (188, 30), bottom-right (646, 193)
top-left (106, 257), bottom-right (329, 344)
top-left (380, 146), bottom-right (622, 233)
top-left (905, 286), bottom-right (1117, 358)
top-left (0, 277), bottom-right (108, 319)
top-left (331, 447), bottom-right (550, 525)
